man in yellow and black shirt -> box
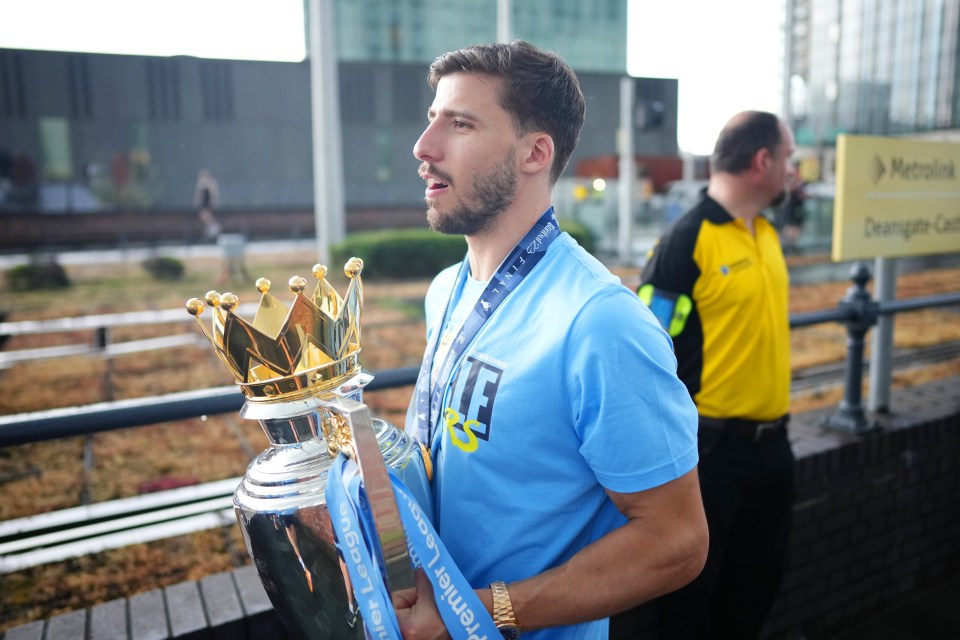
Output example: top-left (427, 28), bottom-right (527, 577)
top-left (632, 111), bottom-right (796, 639)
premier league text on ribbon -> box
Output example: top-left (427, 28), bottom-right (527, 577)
top-left (337, 493), bottom-right (395, 638)
top-left (400, 490), bottom-right (491, 640)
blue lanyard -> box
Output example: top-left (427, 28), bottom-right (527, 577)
top-left (411, 208), bottom-right (561, 444)
top-left (326, 454), bottom-right (501, 639)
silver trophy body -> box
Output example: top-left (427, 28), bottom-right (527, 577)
top-left (234, 372), bottom-right (432, 639)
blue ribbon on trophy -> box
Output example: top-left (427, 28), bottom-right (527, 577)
top-left (327, 457), bottom-right (402, 637)
top-left (326, 453), bottom-right (500, 639)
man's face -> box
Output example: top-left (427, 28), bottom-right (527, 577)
top-left (413, 73), bottom-right (519, 235)
top-left (766, 123), bottom-right (796, 208)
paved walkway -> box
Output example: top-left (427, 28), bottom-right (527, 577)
top-left (0, 238), bottom-right (317, 270)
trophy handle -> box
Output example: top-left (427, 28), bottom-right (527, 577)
top-left (321, 396), bottom-right (416, 594)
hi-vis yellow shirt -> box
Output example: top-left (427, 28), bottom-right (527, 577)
top-left (639, 193), bottom-right (791, 421)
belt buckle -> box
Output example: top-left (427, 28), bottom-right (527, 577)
top-left (754, 420), bottom-right (778, 442)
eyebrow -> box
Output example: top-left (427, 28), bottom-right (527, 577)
top-left (426, 107), bottom-right (481, 123)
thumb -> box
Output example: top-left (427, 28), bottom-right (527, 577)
top-left (392, 567), bottom-right (432, 610)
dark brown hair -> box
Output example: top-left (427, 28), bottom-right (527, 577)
top-left (428, 40), bottom-right (585, 184)
top-left (711, 111), bottom-right (783, 174)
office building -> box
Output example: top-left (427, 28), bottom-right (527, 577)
top-left (784, 0), bottom-right (960, 178)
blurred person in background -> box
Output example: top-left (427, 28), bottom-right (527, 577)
top-left (777, 172), bottom-right (807, 253)
top-left (194, 168), bottom-right (221, 240)
top-left (628, 111), bottom-right (797, 639)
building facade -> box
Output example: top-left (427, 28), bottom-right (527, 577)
top-left (0, 1), bottom-right (681, 217)
top-left (784, 0), bottom-right (960, 177)
top-left (335, 0), bottom-right (628, 73)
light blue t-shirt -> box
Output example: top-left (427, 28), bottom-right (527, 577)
top-left (409, 232), bottom-right (698, 640)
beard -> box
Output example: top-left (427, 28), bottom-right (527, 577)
top-left (425, 149), bottom-right (518, 236)
top-left (769, 187), bottom-right (787, 209)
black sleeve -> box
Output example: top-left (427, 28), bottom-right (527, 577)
top-left (640, 212), bottom-right (701, 297)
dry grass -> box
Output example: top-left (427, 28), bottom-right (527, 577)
top-left (0, 253), bottom-right (957, 632)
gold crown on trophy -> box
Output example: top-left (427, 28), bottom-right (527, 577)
top-left (185, 258), bottom-right (364, 401)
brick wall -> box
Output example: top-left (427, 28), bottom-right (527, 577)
top-left (3, 376), bottom-right (958, 640)
top-left (765, 376), bottom-right (960, 639)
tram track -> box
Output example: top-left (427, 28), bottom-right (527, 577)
top-left (790, 340), bottom-right (960, 392)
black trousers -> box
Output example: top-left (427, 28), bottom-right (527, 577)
top-left (612, 423), bottom-right (796, 640)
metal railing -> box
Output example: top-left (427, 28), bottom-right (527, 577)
top-left (1, 262), bottom-right (959, 446)
top-left (0, 303), bottom-right (257, 369)
top-left (794, 263), bottom-right (960, 433)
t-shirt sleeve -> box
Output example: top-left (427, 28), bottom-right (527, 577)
top-left (563, 286), bottom-right (699, 493)
top-left (640, 216), bottom-right (700, 296)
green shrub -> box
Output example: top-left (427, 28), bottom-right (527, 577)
top-left (332, 221), bottom-right (596, 279)
top-left (6, 261), bottom-right (71, 291)
top-left (332, 229), bottom-right (467, 279)
top-left (560, 219), bottom-right (596, 254)
top-left (142, 256), bottom-right (185, 281)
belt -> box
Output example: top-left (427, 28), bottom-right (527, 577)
top-left (698, 415), bottom-right (788, 443)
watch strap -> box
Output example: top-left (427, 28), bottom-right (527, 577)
top-left (490, 581), bottom-right (520, 636)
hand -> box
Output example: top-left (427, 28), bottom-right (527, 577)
top-left (393, 568), bottom-right (450, 640)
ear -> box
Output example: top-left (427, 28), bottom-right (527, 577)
top-left (519, 132), bottom-right (555, 176)
top-left (753, 147), bottom-right (772, 175)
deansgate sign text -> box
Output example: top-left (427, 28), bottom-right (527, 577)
top-left (833, 135), bottom-right (960, 261)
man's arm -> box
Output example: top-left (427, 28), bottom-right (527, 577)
top-left (505, 468), bottom-right (707, 630)
top-left (394, 469), bottom-right (708, 637)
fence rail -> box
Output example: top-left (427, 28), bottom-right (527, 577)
top-left (0, 304), bottom-right (259, 370)
top-left (1, 264), bottom-right (958, 445)
top-left (0, 367), bottom-right (420, 448)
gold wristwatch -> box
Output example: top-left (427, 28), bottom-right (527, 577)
top-left (490, 581), bottom-right (520, 639)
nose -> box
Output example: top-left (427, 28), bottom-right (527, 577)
top-left (413, 121), bottom-right (439, 162)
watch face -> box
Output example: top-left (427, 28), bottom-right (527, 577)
top-left (498, 625), bottom-right (520, 640)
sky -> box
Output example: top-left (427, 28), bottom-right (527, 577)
top-left (0, 0), bottom-right (782, 155)
top-left (628, 0), bottom-right (783, 154)
top-left (0, 0), bottom-right (307, 62)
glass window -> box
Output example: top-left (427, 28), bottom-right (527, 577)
top-left (38, 117), bottom-right (73, 180)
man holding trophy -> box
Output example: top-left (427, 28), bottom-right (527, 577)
top-left (186, 39), bottom-right (706, 640)
top-left (397, 41), bottom-right (709, 639)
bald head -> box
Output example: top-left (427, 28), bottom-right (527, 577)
top-left (711, 111), bottom-right (783, 175)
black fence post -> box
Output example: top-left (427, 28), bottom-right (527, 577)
top-left (822, 262), bottom-right (880, 434)
top-left (93, 326), bottom-right (110, 351)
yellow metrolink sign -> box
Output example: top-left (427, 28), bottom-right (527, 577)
top-left (833, 134), bottom-right (960, 261)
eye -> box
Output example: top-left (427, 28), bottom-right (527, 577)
top-left (453, 119), bottom-right (471, 130)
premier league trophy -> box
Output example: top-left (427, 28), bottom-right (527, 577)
top-left (185, 258), bottom-right (433, 639)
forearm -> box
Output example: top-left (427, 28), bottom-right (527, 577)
top-left (486, 470), bottom-right (708, 632)
top-left (511, 518), bottom-right (704, 629)
top-left (396, 471), bottom-right (707, 638)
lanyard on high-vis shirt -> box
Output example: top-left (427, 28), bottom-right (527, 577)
top-left (326, 454), bottom-right (500, 639)
top-left (411, 207), bottom-right (562, 444)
